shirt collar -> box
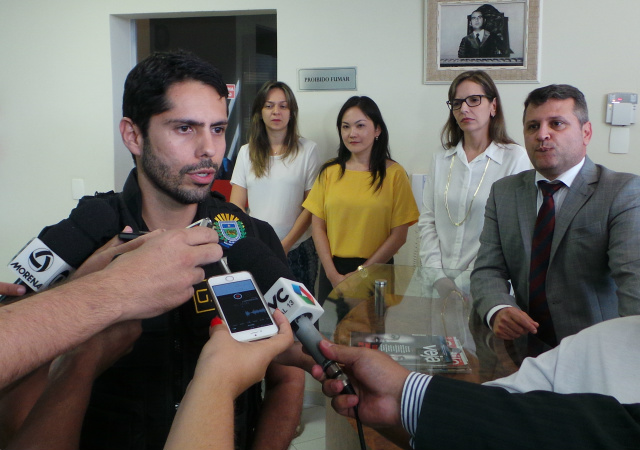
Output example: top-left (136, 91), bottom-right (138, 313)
top-left (446, 141), bottom-right (504, 164)
top-left (534, 157), bottom-right (585, 188)
top-left (122, 168), bottom-right (147, 231)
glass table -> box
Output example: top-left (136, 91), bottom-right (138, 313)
top-left (319, 264), bottom-right (524, 450)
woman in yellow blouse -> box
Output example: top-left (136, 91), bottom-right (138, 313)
top-left (303, 96), bottom-right (419, 303)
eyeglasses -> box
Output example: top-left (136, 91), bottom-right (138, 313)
top-left (446, 95), bottom-right (488, 111)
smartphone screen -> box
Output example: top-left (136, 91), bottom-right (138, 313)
top-left (208, 272), bottom-right (278, 342)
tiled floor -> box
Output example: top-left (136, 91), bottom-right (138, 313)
top-left (288, 371), bottom-right (327, 450)
top-left (288, 404), bottom-right (326, 450)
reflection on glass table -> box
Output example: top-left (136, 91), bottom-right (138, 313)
top-left (319, 264), bottom-right (523, 382)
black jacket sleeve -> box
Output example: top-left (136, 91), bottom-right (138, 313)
top-left (414, 376), bottom-right (640, 450)
top-left (246, 216), bottom-right (287, 265)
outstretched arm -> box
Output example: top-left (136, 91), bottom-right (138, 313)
top-left (0, 226), bottom-right (222, 389)
top-left (252, 362), bottom-right (305, 450)
top-left (314, 340), bottom-right (640, 450)
top-left (5, 320), bottom-right (142, 450)
top-left (165, 311), bottom-right (295, 450)
top-left (416, 376), bottom-right (640, 450)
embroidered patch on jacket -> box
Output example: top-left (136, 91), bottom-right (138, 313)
top-left (213, 213), bottom-right (247, 248)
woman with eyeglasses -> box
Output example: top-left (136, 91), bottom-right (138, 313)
top-left (418, 70), bottom-right (529, 292)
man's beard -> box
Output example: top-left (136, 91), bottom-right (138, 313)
top-left (140, 140), bottom-right (218, 205)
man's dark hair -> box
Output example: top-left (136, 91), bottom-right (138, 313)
top-left (122, 50), bottom-right (228, 137)
top-left (523, 84), bottom-right (589, 125)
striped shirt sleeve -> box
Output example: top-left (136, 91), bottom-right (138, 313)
top-left (400, 372), bottom-right (433, 448)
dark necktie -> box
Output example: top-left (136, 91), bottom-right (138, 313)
top-left (476, 33), bottom-right (481, 45)
top-left (529, 181), bottom-right (564, 348)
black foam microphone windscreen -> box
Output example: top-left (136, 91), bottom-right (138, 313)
top-left (37, 199), bottom-right (121, 268)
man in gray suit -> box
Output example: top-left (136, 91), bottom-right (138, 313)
top-left (471, 84), bottom-right (640, 353)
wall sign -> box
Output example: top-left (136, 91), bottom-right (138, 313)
top-left (298, 67), bottom-right (357, 91)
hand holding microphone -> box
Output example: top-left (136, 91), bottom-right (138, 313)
top-left (0, 282), bottom-right (27, 298)
top-left (225, 237), bottom-right (356, 395)
top-left (2, 200), bottom-right (120, 301)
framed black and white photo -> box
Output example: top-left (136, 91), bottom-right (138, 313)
top-left (424, 0), bottom-right (541, 83)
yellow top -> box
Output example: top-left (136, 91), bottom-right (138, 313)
top-left (303, 162), bottom-right (419, 258)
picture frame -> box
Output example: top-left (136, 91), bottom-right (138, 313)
top-left (424, 0), bottom-right (541, 83)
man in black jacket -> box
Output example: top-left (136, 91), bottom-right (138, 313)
top-left (2, 51), bottom-right (304, 450)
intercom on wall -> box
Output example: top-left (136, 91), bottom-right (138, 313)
top-left (606, 92), bottom-right (637, 126)
top-left (606, 92), bottom-right (637, 154)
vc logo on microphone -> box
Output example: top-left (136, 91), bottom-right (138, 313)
top-left (28, 249), bottom-right (55, 273)
top-left (291, 284), bottom-right (315, 305)
top-left (269, 288), bottom-right (294, 311)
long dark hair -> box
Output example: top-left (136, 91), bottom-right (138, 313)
top-left (319, 96), bottom-right (392, 192)
top-left (440, 70), bottom-right (515, 149)
top-left (247, 81), bottom-right (300, 178)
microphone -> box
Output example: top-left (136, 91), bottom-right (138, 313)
top-left (226, 237), bottom-right (356, 394)
top-left (3, 200), bottom-right (120, 299)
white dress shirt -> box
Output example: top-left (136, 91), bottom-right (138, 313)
top-left (418, 141), bottom-right (530, 273)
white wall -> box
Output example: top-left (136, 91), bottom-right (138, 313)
top-left (2, 0), bottom-right (640, 280)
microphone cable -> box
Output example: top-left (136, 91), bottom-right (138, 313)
top-left (331, 373), bottom-right (366, 450)
top-left (353, 404), bottom-right (367, 450)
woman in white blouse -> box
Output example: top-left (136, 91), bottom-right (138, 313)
top-left (418, 70), bottom-right (529, 292)
top-left (230, 81), bottom-right (320, 294)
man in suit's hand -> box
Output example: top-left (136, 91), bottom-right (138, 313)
top-left (491, 307), bottom-right (539, 340)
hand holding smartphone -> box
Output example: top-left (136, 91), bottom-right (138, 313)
top-left (207, 271), bottom-right (278, 342)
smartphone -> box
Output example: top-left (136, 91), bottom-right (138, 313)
top-left (207, 271), bottom-right (278, 342)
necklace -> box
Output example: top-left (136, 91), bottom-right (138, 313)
top-left (444, 153), bottom-right (491, 227)
top-left (270, 145), bottom-right (283, 156)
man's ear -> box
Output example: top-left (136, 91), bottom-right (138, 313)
top-left (120, 118), bottom-right (144, 157)
top-left (582, 121), bottom-right (593, 147)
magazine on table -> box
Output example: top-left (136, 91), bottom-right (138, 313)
top-left (350, 332), bottom-right (470, 374)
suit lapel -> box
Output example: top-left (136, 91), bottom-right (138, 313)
top-left (480, 30), bottom-right (491, 45)
top-left (469, 33), bottom-right (480, 49)
top-left (516, 170), bottom-right (538, 259)
top-left (551, 157), bottom-right (598, 258)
